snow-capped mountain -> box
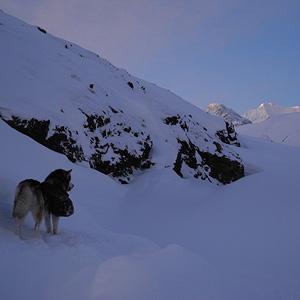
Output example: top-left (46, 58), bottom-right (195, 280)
top-left (0, 10), bottom-right (244, 185)
top-left (242, 102), bottom-right (300, 123)
top-left (205, 102), bottom-right (300, 146)
top-left (237, 111), bottom-right (300, 147)
top-left (205, 103), bottom-right (252, 126)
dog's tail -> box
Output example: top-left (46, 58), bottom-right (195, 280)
top-left (13, 180), bottom-right (44, 219)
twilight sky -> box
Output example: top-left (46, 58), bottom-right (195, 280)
top-left (1, 0), bottom-right (299, 114)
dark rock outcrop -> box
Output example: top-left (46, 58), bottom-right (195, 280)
top-left (3, 116), bottom-right (84, 163)
top-left (173, 138), bottom-right (244, 184)
top-left (164, 114), bottom-right (244, 184)
top-left (216, 122), bottom-right (241, 147)
top-left (1, 111), bottom-right (153, 184)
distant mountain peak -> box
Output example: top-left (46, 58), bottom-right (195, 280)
top-left (205, 103), bottom-right (251, 127)
top-left (242, 103), bottom-right (300, 123)
top-left (259, 102), bottom-right (276, 108)
top-left (207, 103), bottom-right (221, 108)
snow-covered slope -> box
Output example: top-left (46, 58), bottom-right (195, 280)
top-left (0, 10), bottom-right (243, 185)
top-left (205, 103), bottom-right (251, 126)
top-left (0, 118), bottom-right (222, 300)
top-left (242, 102), bottom-right (300, 123)
top-left (237, 112), bottom-right (300, 147)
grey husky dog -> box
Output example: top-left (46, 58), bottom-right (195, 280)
top-left (13, 169), bottom-right (74, 238)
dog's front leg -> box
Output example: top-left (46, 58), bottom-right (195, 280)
top-left (44, 211), bottom-right (52, 234)
top-left (52, 215), bottom-right (60, 235)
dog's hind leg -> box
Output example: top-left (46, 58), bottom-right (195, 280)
top-left (44, 211), bottom-right (52, 233)
top-left (13, 182), bottom-right (30, 237)
top-left (14, 216), bottom-right (25, 237)
top-left (31, 186), bottom-right (44, 238)
top-left (33, 211), bottom-right (43, 238)
top-left (52, 215), bottom-right (60, 235)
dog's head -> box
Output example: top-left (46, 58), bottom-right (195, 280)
top-left (45, 169), bottom-right (74, 192)
top-left (65, 169), bottom-right (74, 191)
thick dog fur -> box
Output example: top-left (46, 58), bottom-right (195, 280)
top-left (13, 169), bottom-right (74, 238)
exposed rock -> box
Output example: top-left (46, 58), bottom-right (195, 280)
top-left (37, 26), bottom-right (46, 34)
top-left (164, 114), bottom-right (244, 184)
top-left (173, 137), bottom-right (244, 184)
top-left (199, 151), bottom-right (244, 184)
top-left (216, 122), bottom-right (241, 147)
top-left (45, 125), bottom-right (84, 163)
top-left (127, 81), bottom-right (134, 89)
top-left (2, 116), bottom-right (84, 163)
top-left (1, 112), bottom-right (153, 184)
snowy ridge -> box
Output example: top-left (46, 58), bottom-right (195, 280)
top-left (242, 102), bottom-right (300, 123)
top-left (237, 112), bottom-right (300, 147)
top-left (206, 102), bottom-right (300, 146)
top-left (0, 10), bottom-right (244, 184)
top-left (205, 103), bottom-right (252, 126)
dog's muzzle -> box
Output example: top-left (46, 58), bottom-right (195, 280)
top-left (68, 182), bottom-right (74, 191)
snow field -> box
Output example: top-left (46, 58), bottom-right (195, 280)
top-left (1, 113), bottom-right (300, 299)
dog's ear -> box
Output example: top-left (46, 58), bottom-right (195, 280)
top-left (66, 169), bottom-right (72, 177)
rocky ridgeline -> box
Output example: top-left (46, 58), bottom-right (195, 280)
top-left (205, 103), bottom-right (251, 127)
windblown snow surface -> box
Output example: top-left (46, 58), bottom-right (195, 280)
top-left (1, 110), bottom-right (300, 300)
